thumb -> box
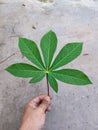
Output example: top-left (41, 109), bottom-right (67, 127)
top-left (39, 96), bottom-right (50, 113)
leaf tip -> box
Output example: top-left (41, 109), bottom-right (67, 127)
top-left (78, 42), bottom-right (83, 48)
top-left (18, 37), bottom-right (22, 42)
top-left (80, 42), bottom-right (83, 46)
top-left (85, 76), bottom-right (92, 85)
top-left (5, 66), bottom-right (13, 75)
top-left (5, 66), bottom-right (9, 72)
top-left (49, 30), bottom-right (54, 33)
top-left (48, 30), bottom-right (56, 36)
top-left (88, 79), bottom-right (93, 85)
top-left (55, 89), bottom-right (58, 93)
top-left (29, 80), bottom-right (33, 84)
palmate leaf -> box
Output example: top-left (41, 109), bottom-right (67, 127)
top-left (19, 38), bottom-right (44, 69)
top-left (48, 74), bottom-right (58, 93)
top-left (51, 69), bottom-right (92, 85)
top-left (5, 30), bottom-right (92, 94)
top-left (29, 72), bottom-right (45, 83)
top-left (50, 43), bottom-right (83, 70)
top-left (40, 31), bottom-right (57, 69)
top-left (6, 63), bottom-right (44, 78)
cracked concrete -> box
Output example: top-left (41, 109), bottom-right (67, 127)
top-left (0, 0), bottom-right (98, 130)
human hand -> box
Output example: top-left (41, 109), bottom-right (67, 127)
top-left (19, 95), bottom-right (52, 130)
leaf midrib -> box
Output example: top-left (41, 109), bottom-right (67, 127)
top-left (22, 48), bottom-right (43, 68)
top-left (52, 44), bottom-right (81, 68)
top-left (12, 68), bottom-right (42, 72)
top-left (47, 33), bottom-right (51, 68)
top-left (52, 72), bottom-right (88, 83)
top-left (31, 73), bottom-right (45, 79)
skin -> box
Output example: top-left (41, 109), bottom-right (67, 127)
top-left (19, 95), bottom-right (52, 130)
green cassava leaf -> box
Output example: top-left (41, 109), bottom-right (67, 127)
top-left (29, 72), bottom-right (45, 83)
top-left (51, 69), bottom-right (92, 85)
top-left (50, 42), bottom-right (83, 70)
top-left (6, 31), bottom-right (92, 94)
top-left (19, 38), bottom-right (44, 69)
top-left (40, 31), bottom-right (57, 68)
top-left (48, 74), bottom-right (58, 93)
top-left (6, 63), bottom-right (43, 78)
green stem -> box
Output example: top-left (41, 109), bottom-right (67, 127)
top-left (46, 73), bottom-right (50, 96)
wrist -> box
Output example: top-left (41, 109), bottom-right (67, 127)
top-left (19, 121), bottom-right (42, 130)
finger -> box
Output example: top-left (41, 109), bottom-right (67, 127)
top-left (39, 96), bottom-right (51, 113)
top-left (29, 95), bottom-right (46, 106)
top-left (46, 106), bottom-right (51, 112)
top-left (38, 95), bottom-right (52, 101)
top-left (29, 97), bottom-right (39, 108)
top-left (29, 95), bottom-right (52, 108)
top-left (49, 95), bottom-right (52, 100)
top-left (29, 94), bottom-right (52, 105)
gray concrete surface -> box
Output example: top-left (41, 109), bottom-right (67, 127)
top-left (0, 0), bottom-right (98, 130)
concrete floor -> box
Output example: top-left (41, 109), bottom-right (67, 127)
top-left (0, 0), bottom-right (98, 130)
